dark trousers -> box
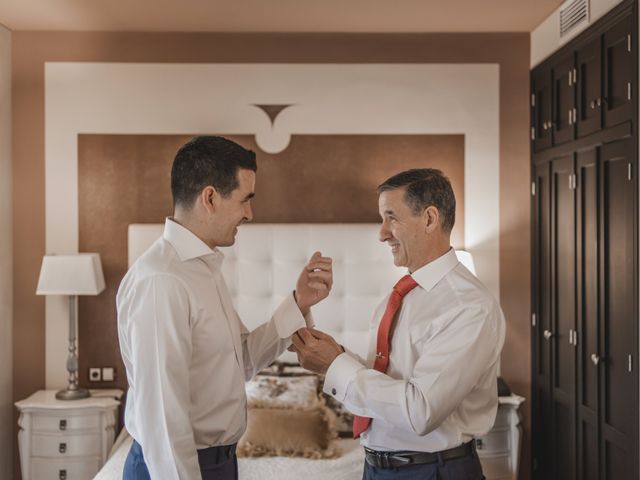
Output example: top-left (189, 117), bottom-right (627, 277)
top-left (123, 439), bottom-right (238, 480)
top-left (362, 446), bottom-right (485, 480)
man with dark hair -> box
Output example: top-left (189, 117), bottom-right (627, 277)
top-left (117, 136), bottom-right (333, 480)
top-left (291, 168), bottom-right (505, 479)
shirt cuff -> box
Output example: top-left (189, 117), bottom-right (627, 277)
top-left (304, 310), bottom-right (315, 329)
top-left (323, 352), bottom-right (365, 402)
top-left (273, 293), bottom-right (308, 339)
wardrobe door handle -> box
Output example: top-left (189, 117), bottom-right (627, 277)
top-left (544, 330), bottom-right (553, 340)
top-left (591, 353), bottom-right (601, 365)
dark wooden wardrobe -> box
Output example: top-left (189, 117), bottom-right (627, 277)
top-left (531, 1), bottom-right (639, 479)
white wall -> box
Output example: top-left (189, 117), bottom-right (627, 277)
top-left (531, 0), bottom-right (624, 67)
top-left (43, 63), bottom-right (500, 388)
top-left (0, 24), bottom-right (13, 480)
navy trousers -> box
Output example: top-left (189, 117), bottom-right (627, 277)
top-left (123, 440), bottom-right (238, 480)
top-left (362, 447), bottom-right (485, 480)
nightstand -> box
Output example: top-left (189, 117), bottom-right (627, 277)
top-left (15, 389), bottom-right (123, 480)
top-left (476, 394), bottom-right (525, 480)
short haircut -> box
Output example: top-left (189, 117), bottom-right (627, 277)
top-left (171, 136), bottom-right (257, 208)
top-left (377, 168), bottom-right (456, 233)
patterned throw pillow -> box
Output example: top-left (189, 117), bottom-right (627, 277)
top-left (238, 375), bottom-right (341, 459)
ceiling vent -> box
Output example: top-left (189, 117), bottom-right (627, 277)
top-left (560, 0), bottom-right (589, 38)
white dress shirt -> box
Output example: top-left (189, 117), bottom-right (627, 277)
top-left (117, 218), bottom-right (310, 479)
top-left (323, 248), bottom-right (506, 453)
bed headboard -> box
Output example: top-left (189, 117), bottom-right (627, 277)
top-left (128, 223), bottom-right (406, 360)
top-left (129, 223), bottom-right (477, 362)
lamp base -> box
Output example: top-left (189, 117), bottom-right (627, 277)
top-left (56, 387), bottom-right (91, 401)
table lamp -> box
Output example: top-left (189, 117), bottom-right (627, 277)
top-left (36, 253), bottom-right (105, 400)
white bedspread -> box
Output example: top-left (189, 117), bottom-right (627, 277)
top-left (239, 438), bottom-right (363, 480)
top-left (94, 428), bottom-right (133, 480)
top-left (94, 429), bottom-right (364, 480)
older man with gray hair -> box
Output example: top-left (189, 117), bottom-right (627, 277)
top-left (291, 168), bottom-right (505, 480)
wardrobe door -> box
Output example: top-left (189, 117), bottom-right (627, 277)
top-left (551, 154), bottom-right (577, 480)
top-left (552, 55), bottom-right (577, 146)
top-left (533, 66), bottom-right (553, 152)
top-left (532, 161), bottom-right (552, 479)
top-left (603, 12), bottom-right (634, 128)
top-left (577, 38), bottom-right (603, 137)
top-left (599, 137), bottom-right (638, 480)
top-left (576, 147), bottom-right (600, 480)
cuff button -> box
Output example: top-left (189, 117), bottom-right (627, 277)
top-left (331, 388), bottom-right (337, 395)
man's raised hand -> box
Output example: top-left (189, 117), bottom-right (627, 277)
top-left (294, 251), bottom-right (333, 315)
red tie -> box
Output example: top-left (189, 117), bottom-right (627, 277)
top-left (352, 274), bottom-right (419, 438)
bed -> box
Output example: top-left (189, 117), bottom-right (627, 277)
top-left (95, 223), bottom-right (520, 480)
top-left (95, 428), bottom-right (364, 480)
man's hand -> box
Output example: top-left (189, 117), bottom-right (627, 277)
top-left (294, 251), bottom-right (333, 315)
top-left (290, 328), bottom-right (343, 374)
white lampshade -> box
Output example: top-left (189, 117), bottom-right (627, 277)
top-left (455, 250), bottom-right (477, 276)
top-left (36, 253), bottom-right (106, 295)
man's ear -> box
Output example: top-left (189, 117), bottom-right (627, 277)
top-left (200, 186), bottom-right (219, 214)
top-left (423, 206), bottom-right (440, 234)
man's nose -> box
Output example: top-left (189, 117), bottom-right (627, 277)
top-left (244, 203), bottom-right (254, 222)
top-left (379, 222), bottom-right (390, 243)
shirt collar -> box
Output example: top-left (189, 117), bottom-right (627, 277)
top-left (163, 217), bottom-right (224, 266)
top-left (410, 248), bottom-right (459, 292)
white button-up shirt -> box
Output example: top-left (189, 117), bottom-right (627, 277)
top-left (323, 248), bottom-right (506, 453)
top-left (117, 218), bottom-right (310, 479)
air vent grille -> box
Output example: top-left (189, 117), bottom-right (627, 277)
top-left (560, 0), bottom-right (589, 37)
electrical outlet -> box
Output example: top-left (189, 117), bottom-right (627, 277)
top-left (102, 367), bottom-right (114, 382)
top-left (89, 367), bottom-right (101, 382)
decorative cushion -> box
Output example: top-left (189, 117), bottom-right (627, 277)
top-left (256, 363), bottom-right (354, 437)
top-left (238, 376), bottom-right (340, 459)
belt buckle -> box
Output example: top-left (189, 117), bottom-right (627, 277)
top-left (367, 449), bottom-right (389, 469)
top-left (392, 454), bottom-right (412, 467)
top-left (382, 452), bottom-right (412, 469)
top-left (366, 449), bottom-right (413, 469)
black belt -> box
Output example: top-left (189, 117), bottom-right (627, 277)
top-left (364, 441), bottom-right (475, 469)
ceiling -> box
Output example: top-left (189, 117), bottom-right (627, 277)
top-left (0, 0), bottom-right (564, 33)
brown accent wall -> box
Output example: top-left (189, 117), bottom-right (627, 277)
top-left (77, 133), bottom-right (465, 393)
top-left (12, 32), bottom-right (530, 479)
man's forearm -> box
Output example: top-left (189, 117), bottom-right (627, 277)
top-left (242, 293), bottom-right (311, 379)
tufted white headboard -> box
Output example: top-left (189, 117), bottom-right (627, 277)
top-left (128, 223), bottom-right (407, 360)
top-left (128, 223), bottom-right (475, 362)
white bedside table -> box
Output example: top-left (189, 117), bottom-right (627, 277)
top-left (476, 394), bottom-right (525, 480)
top-left (15, 389), bottom-right (123, 480)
